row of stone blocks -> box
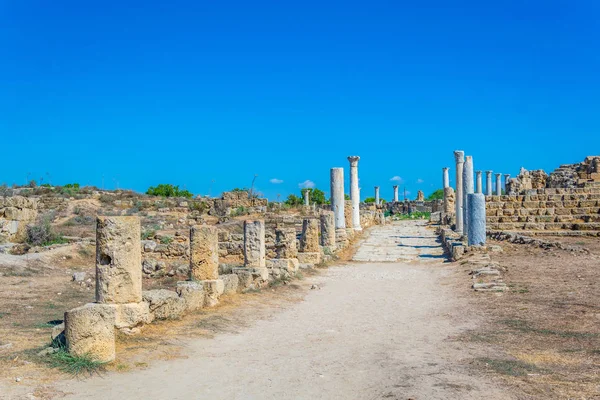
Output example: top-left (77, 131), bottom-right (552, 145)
top-left (487, 222), bottom-right (600, 231)
top-left (64, 212), bottom-right (345, 363)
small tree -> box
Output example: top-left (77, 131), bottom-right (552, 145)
top-left (427, 189), bottom-right (444, 201)
top-left (146, 184), bottom-right (193, 198)
top-left (364, 197), bottom-right (375, 203)
top-left (300, 188), bottom-right (327, 205)
top-left (284, 194), bottom-right (302, 206)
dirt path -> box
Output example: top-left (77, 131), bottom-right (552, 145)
top-left (49, 221), bottom-right (508, 399)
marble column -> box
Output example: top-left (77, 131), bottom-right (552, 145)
top-left (475, 171), bottom-right (483, 194)
top-left (467, 193), bottom-right (486, 246)
top-left (504, 174), bottom-right (510, 193)
top-left (495, 173), bottom-right (502, 196)
top-left (462, 156), bottom-right (474, 238)
top-left (303, 189), bottom-right (310, 206)
top-left (443, 167), bottom-right (450, 188)
top-left (375, 186), bottom-right (380, 205)
top-left (454, 151), bottom-right (465, 234)
top-left (347, 156), bottom-right (361, 231)
top-left (330, 168), bottom-right (346, 230)
top-left (393, 185), bottom-right (399, 202)
top-left (485, 171), bottom-right (493, 196)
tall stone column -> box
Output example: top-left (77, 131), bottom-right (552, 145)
top-left (320, 211), bottom-right (336, 247)
top-left (495, 173), bottom-right (502, 196)
top-left (347, 156), bottom-right (361, 231)
top-left (393, 185), bottom-right (399, 202)
top-left (96, 216), bottom-right (142, 304)
top-left (375, 186), bottom-right (380, 205)
top-left (443, 167), bottom-right (450, 188)
top-left (454, 151), bottom-right (465, 234)
top-left (462, 156), bottom-right (474, 238)
top-left (467, 193), bottom-right (486, 246)
top-left (475, 171), bottom-right (483, 194)
top-left (485, 171), bottom-right (493, 196)
top-left (330, 168), bottom-right (346, 230)
top-left (189, 225), bottom-right (219, 281)
top-left (243, 220), bottom-right (265, 268)
top-left (303, 189), bottom-right (310, 206)
top-left (504, 174), bottom-right (510, 193)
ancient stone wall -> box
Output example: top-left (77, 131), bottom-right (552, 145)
top-left (486, 188), bottom-right (600, 232)
top-left (547, 156), bottom-right (600, 189)
top-left (0, 196), bottom-right (38, 243)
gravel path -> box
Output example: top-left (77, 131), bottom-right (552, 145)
top-left (56, 220), bottom-right (509, 400)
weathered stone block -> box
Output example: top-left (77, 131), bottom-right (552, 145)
top-left (143, 289), bottom-right (186, 320)
top-left (176, 281), bottom-right (205, 311)
top-left (203, 279), bottom-right (225, 307)
top-left (189, 225), bottom-right (219, 281)
top-left (96, 216), bottom-right (142, 304)
top-left (244, 220), bottom-right (266, 268)
top-left (219, 274), bottom-right (239, 295)
top-left (299, 218), bottom-right (320, 253)
top-left (111, 302), bottom-right (153, 329)
top-left (65, 303), bottom-right (116, 363)
top-left (297, 252), bottom-right (321, 265)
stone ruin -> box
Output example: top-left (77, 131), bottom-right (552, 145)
top-left (506, 168), bottom-right (548, 195)
top-left (547, 156), bottom-right (600, 189)
top-left (0, 197), bottom-right (37, 243)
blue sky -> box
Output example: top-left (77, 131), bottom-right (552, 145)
top-left (1, 1), bottom-right (599, 201)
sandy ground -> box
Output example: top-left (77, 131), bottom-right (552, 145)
top-left (15, 220), bottom-right (508, 400)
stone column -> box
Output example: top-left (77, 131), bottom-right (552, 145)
top-left (485, 171), bottom-right (493, 196)
top-left (243, 220), bottom-right (265, 268)
top-left (375, 186), bottom-right (380, 205)
top-left (454, 151), bottom-right (465, 234)
top-left (299, 219), bottom-right (320, 252)
top-left (443, 187), bottom-right (455, 214)
top-left (393, 186), bottom-right (399, 202)
top-left (467, 193), bottom-right (486, 246)
top-left (462, 156), bottom-right (474, 238)
top-left (504, 174), bottom-right (510, 193)
top-left (189, 225), bottom-right (219, 281)
top-left (275, 228), bottom-right (298, 259)
top-left (475, 171), bottom-right (483, 194)
top-left (495, 173), bottom-right (502, 196)
top-left (303, 189), bottom-right (310, 206)
top-left (347, 156), bottom-right (361, 231)
top-left (65, 303), bottom-right (116, 362)
top-left (320, 211), bottom-right (336, 247)
top-left (443, 167), bottom-right (450, 188)
top-left (96, 216), bottom-right (142, 304)
top-left (330, 168), bottom-right (345, 230)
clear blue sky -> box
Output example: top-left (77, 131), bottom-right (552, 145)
top-left (2, 1), bottom-right (599, 201)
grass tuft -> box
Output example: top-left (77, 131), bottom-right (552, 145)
top-left (46, 349), bottom-right (106, 376)
top-left (478, 357), bottom-right (543, 376)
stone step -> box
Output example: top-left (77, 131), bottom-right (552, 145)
top-left (487, 214), bottom-right (600, 223)
top-left (487, 222), bottom-right (600, 231)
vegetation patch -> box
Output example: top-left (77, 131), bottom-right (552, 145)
top-left (46, 349), bottom-right (106, 376)
top-left (477, 357), bottom-right (543, 376)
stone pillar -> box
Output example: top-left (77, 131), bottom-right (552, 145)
top-left (504, 174), bottom-right (510, 193)
top-left (96, 216), bottom-right (142, 304)
top-left (299, 218), bottom-right (320, 252)
top-left (275, 228), bottom-right (298, 259)
top-left (374, 186), bottom-right (380, 205)
top-left (243, 220), bottom-right (265, 268)
top-left (65, 303), bottom-right (116, 363)
top-left (330, 168), bottom-right (345, 230)
top-left (443, 187), bottom-right (455, 214)
top-left (189, 225), bottom-right (219, 281)
top-left (462, 156), bottom-right (474, 238)
top-left (495, 173), bottom-right (502, 196)
top-left (453, 151), bottom-right (465, 234)
top-left (485, 171), bottom-right (493, 196)
top-left (347, 156), bottom-right (361, 231)
top-left (467, 193), bottom-right (486, 246)
top-left (443, 167), bottom-right (450, 188)
top-left (475, 171), bottom-right (483, 194)
top-left (320, 211), bottom-right (336, 247)
top-left (393, 185), bottom-right (399, 202)
top-left (303, 189), bottom-right (310, 206)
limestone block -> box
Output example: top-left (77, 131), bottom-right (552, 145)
top-left (189, 225), bottom-right (219, 281)
top-left (203, 279), bottom-right (225, 307)
top-left (65, 303), bottom-right (116, 363)
top-left (233, 269), bottom-right (254, 291)
top-left (297, 252), bottom-right (321, 265)
top-left (143, 289), bottom-right (186, 320)
top-left (267, 258), bottom-right (299, 273)
top-left (275, 227), bottom-right (298, 258)
top-left (111, 302), bottom-right (153, 329)
top-left (96, 217), bottom-right (142, 304)
top-left (176, 281), bottom-right (205, 311)
top-left (299, 219), bottom-right (320, 253)
top-left (244, 220), bottom-right (266, 268)
top-left (219, 274), bottom-right (239, 295)
top-left (319, 211), bottom-right (335, 247)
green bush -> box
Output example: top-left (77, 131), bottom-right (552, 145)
top-left (146, 184), bottom-right (192, 198)
top-left (27, 218), bottom-right (68, 246)
top-left (427, 189), bottom-right (444, 201)
top-left (284, 194), bottom-right (302, 207)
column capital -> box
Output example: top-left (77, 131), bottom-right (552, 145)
top-left (485, 170), bottom-right (493, 175)
top-left (495, 173), bottom-right (502, 178)
top-left (454, 150), bottom-right (465, 163)
top-left (374, 186), bottom-right (380, 190)
top-left (347, 156), bottom-right (360, 166)
top-left (443, 167), bottom-right (449, 171)
top-left (393, 185), bottom-right (398, 189)
top-left (504, 174), bottom-right (511, 178)
top-left (475, 170), bottom-right (482, 175)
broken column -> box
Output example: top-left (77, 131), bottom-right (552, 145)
top-left (475, 171), bottom-right (482, 194)
top-left (374, 186), bottom-right (380, 205)
top-left (467, 193), bottom-right (486, 246)
top-left (486, 171), bottom-right (493, 196)
top-left (330, 167), bottom-right (347, 246)
top-left (298, 218), bottom-right (321, 265)
top-left (454, 151), bottom-right (465, 234)
top-left (347, 156), bottom-right (361, 231)
top-left (393, 185), bottom-right (399, 202)
top-left (303, 189), bottom-right (310, 207)
top-left (495, 173), bottom-right (502, 196)
top-left (443, 167), bottom-right (450, 188)
top-left (244, 220), bottom-right (266, 268)
top-left (64, 303), bottom-right (116, 362)
top-left (462, 156), bottom-right (474, 238)
top-left (268, 227), bottom-right (299, 278)
top-left (504, 174), bottom-right (510, 193)
top-left (320, 210), bottom-right (336, 248)
top-left (185, 224), bottom-right (223, 309)
top-left (443, 187), bottom-right (455, 214)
